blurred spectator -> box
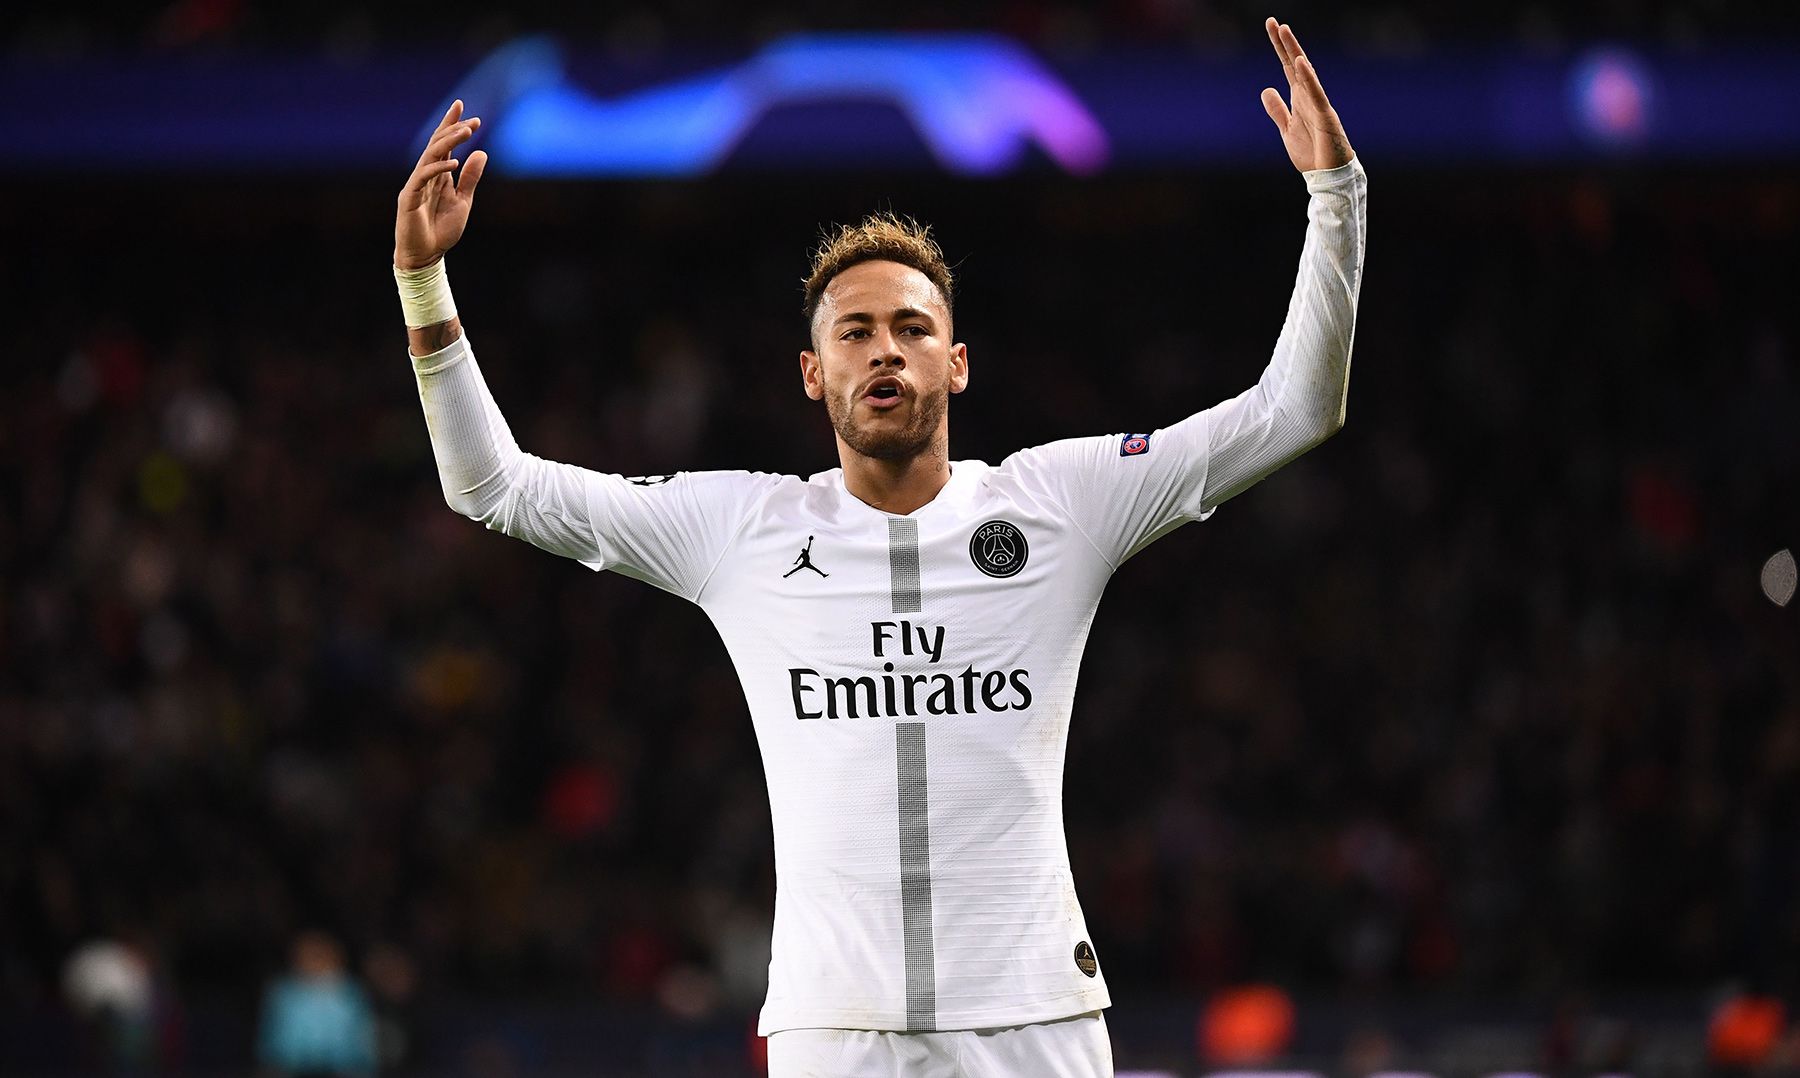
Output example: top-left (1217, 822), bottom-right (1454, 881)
top-left (62, 940), bottom-right (152, 1060)
top-left (61, 937), bottom-right (182, 1073)
top-left (362, 943), bottom-right (420, 1076)
top-left (1198, 984), bottom-right (1295, 1066)
top-left (257, 932), bottom-right (376, 1078)
top-left (1709, 988), bottom-right (1787, 1076)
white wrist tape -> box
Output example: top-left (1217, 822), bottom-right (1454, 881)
top-left (394, 258), bottom-right (457, 328)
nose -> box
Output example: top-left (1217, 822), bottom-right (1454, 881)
top-left (869, 329), bottom-right (906, 369)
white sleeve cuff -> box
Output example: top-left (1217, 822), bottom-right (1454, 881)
top-left (1303, 155), bottom-right (1364, 192)
top-left (409, 333), bottom-right (470, 375)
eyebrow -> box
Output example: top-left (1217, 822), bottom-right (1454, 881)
top-left (832, 307), bottom-right (936, 328)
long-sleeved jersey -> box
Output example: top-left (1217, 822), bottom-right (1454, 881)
top-left (408, 158), bottom-right (1367, 1034)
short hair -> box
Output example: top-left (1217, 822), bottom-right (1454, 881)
top-left (802, 213), bottom-right (955, 334)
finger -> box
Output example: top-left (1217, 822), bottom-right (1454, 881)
top-left (1265, 17), bottom-right (1294, 78)
top-left (412, 100), bottom-right (463, 165)
top-left (456, 149), bottom-right (488, 199)
top-left (414, 116), bottom-right (480, 168)
top-left (1260, 87), bottom-right (1291, 133)
top-left (408, 157), bottom-right (461, 190)
top-left (426, 118), bottom-right (481, 160)
top-left (1279, 21), bottom-right (1305, 65)
top-left (400, 158), bottom-right (461, 202)
top-left (1294, 54), bottom-right (1334, 111)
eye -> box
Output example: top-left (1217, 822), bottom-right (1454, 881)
top-left (902, 325), bottom-right (928, 337)
top-left (841, 328), bottom-right (869, 341)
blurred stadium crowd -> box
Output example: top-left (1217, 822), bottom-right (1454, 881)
top-left (6, 164), bottom-right (1799, 1070)
top-left (3, 96), bottom-right (1799, 1078)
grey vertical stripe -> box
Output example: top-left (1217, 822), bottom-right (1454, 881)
top-left (887, 517), bottom-right (922, 614)
top-left (894, 721), bottom-right (936, 1031)
top-left (888, 519), bottom-right (934, 1029)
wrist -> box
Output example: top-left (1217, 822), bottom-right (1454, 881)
top-left (394, 258), bottom-right (457, 328)
top-left (1303, 155), bottom-right (1362, 191)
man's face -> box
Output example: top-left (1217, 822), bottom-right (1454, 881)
top-left (800, 260), bottom-right (969, 462)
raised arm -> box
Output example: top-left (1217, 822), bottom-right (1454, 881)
top-left (1200, 17), bottom-right (1365, 507)
top-left (389, 104), bottom-right (780, 600)
top-left (390, 100), bottom-right (596, 557)
top-left (994, 18), bottom-right (1365, 568)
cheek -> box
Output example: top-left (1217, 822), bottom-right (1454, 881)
top-left (810, 350), bottom-right (844, 385)
top-left (821, 359), bottom-right (864, 401)
top-left (917, 344), bottom-right (955, 385)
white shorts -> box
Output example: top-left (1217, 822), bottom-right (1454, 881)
top-left (767, 1011), bottom-right (1113, 1078)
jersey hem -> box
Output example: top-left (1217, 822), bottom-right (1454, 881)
top-left (756, 987), bottom-right (1112, 1037)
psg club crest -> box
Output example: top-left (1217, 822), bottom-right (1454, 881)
top-left (1119, 433), bottom-right (1151, 457)
top-left (970, 520), bottom-right (1028, 578)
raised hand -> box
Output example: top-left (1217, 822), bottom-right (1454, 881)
top-left (1259, 18), bottom-right (1354, 173)
top-left (394, 100), bottom-right (488, 270)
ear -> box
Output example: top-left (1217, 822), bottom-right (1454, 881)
top-left (799, 349), bottom-right (825, 401)
top-left (948, 341), bottom-right (970, 395)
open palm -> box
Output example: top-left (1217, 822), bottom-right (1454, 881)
top-left (1259, 18), bottom-right (1355, 173)
top-left (394, 100), bottom-right (488, 270)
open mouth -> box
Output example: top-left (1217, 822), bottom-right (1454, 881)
top-left (863, 377), bottom-right (905, 409)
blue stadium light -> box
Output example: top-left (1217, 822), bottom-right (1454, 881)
top-left (428, 34), bottom-right (1111, 177)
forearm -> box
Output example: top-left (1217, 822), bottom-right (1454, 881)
top-left (410, 332), bottom-right (611, 562)
top-left (397, 262), bottom-right (511, 520)
top-left (409, 316), bottom-right (463, 358)
top-left (395, 261), bottom-right (519, 522)
top-left (411, 331), bottom-right (518, 522)
top-left (1201, 156), bottom-right (1367, 508)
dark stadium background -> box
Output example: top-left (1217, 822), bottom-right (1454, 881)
top-left (3, 2), bottom-right (1798, 1075)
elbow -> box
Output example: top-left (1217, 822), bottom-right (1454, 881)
top-left (435, 453), bottom-right (526, 526)
top-left (441, 482), bottom-right (506, 528)
top-left (441, 452), bottom-right (546, 533)
top-left (1306, 407), bottom-right (1346, 451)
top-left (1318, 383), bottom-right (1350, 441)
top-left (441, 486), bottom-right (479, 520)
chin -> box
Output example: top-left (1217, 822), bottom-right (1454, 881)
top-left (825, 388), bottom-right (946, 462)
top-left (844, 428), bottom-right (933, 462)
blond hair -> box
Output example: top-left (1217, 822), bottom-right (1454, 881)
top-left (802, 213), bottom-right (955, 332)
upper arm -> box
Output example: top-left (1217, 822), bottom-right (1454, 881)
top-left (490, 464), bottom-right (785, 600)
top-left (580, 469), bottom-right (785, 597)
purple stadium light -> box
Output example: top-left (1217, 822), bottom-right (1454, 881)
top-left (1568, 47), bottom-right (1656, 147)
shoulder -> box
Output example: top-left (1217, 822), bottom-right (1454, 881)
top-left (991, 434), bottom-right (1123, 484)
top-left (623, 469), bottom-right (797, 498)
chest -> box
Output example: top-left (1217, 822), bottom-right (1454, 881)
top-left (701, 495), bottom-right (1108, 667)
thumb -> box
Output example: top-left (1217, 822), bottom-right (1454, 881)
top-left (1260, 88), bottom-right (1291, 133)
top-left (457, 150), bottom-right (489, 198)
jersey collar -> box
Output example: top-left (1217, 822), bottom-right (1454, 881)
top-left (810, 460), bottom-right (985, 524)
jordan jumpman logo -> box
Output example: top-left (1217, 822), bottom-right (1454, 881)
top-left (783, 535), bottom-right (828, 578)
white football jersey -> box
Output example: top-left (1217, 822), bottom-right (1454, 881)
top-left (407, 158), bottom-right (1367, 1034)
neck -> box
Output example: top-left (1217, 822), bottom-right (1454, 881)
top-left (838, 433), bottom-right (953, 516)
